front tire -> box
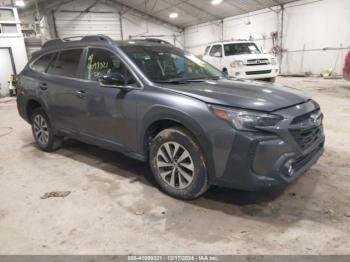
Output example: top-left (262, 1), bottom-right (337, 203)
top-left (267, 77), bottom-right (276, 83)
top-left (30, 108), bottom-right (63, 152)
top-left (149, 127), bottom-right (209, 200)
top-left (9, 90), bottom-right (16, 97)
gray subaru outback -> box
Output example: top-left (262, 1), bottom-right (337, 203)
top-left (16, 35), bottom-right (325, 200)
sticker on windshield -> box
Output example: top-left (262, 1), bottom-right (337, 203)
top-left (248, 45), bottom-right (258, 51)
top-left (185, 54), bottom-right (206, 67)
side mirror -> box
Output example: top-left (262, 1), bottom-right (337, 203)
top-left (98, 72), bottom-right (125, 87)
top-left (214, 52), bottom-right (222, 58)
top-left (222, 68), bottom-right (229, 78)
top-left (262, 49), bottom-right (268, 54)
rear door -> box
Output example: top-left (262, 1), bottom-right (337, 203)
top-left (43, 48), bottom-right (85, 132)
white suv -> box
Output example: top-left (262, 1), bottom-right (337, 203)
top-left (203, 41), bottom-right (279, 82)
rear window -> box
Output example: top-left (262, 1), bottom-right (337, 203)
top-left (32, 53), bottom-right (56, 73)
top-left (47, 49), bottom-right (83, 78)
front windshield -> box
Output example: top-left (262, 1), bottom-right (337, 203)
top-left (120, 45), bottom-right (222, 83)
top-left (224, 43), bottom-right (261, 56)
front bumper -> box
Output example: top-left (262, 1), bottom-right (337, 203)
top-left (228, 65), bottom-right (279, 80)
top-left (211, 100), bottom-right (325, 191)
top-left (213, 133), bottom-right (324, 191)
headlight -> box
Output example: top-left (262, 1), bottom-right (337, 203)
top-left (270, 58), bottom-right (277, 65)
top-left (211, 106), bottom-right (283, 131)
top-left (230, 60), bottom-right (244, 68)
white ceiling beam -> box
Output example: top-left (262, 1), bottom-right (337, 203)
top-left (251, 0), bottom-right (279, 12)
top-left (107, 0), bottom-right (184, 29)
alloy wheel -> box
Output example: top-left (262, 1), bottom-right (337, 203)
top-left (156, 141), bottom-right (195, 189)
top-left (33, 114), bottom-right (50, 145)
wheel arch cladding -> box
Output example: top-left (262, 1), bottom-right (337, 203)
top-left (141, 106), bottom-right (216, 180)
top-left (26, 99), bottom-right (43, 120)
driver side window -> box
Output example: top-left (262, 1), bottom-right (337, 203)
top-left (84, 48), bottom-right (137, 86)
top-left (209, 45), bottom-right (222, 57)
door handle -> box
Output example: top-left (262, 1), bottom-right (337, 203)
top-left (39, 82), bottom-right (48, 90)
top-left (75, 90), bottom-right (86, 98)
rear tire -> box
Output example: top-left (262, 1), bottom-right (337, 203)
top-left (30, 108), bottom-right (63, 152)
top-left (149, 127), bottom-right (209, 200)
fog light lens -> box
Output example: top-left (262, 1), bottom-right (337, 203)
top-left (284, 159), bottom-right (295, 177)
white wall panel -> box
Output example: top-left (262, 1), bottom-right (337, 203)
top-left (122, 13), bottom-right (184, 48)
top-left (280, 0), bottom-right (350, 74)
top-left (51, 0), bottom-right (184, 46)
top-left (52, 0), bottom-right (121, 40)
top-left (184, 8), bottom-right (278, 58)
top-left (54, 11), bottom-right (121, 40)
top-left (223, 9), bottom-right (278, 56)
top-left (0, 8), bottom-right (27, 96)
top-left (0, 48), bottom-right (13, 96)
top-left (184, 22), bottom-right (222, 57)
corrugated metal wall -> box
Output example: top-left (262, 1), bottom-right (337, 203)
top-left (54, 11), bottom-right (121, 40)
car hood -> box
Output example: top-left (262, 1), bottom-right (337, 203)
top-left (162, 79), bottom-right (310, 112)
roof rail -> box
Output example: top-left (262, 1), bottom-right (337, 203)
top-left (81, 35), bottom-right (113, 43)
top-left (62, 35), bottom-right (85, 41)
top-left (42, 38), bottom-right (64, 48)
top-left (131, 37), bottom-right (173, 46)
top-left (144, 38), bottom-right (173, 45)
top-left (42, 34), bottom-right (113, 48)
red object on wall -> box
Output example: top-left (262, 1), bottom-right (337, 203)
top-left (344, 51), bottom-right (350, 80)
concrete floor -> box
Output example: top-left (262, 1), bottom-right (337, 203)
top-left (0, 77), bottom-right (350, 255)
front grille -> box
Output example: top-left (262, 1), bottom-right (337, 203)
top-left (246, 59), bottom-right (269, 66)
top-left (246, 70), bottom-right (272, 75)
top-left (291, 109), bottom-right (320, 125)
top-left (290, 125), bottom-right (323, 150)
top-left (294, 142), bottom-right (324, 171)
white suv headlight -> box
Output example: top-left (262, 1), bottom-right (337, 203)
top-left (211, 105), bottom-right (283, 131)
top-left (230, 60), bottom-right (244, 68)
top-left (270, 58), bottom-right (277, 65)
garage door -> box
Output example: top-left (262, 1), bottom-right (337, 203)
top-left (54, 11), bottom-right (121, 40)
top-left (0, 49), bottom-right (14, 97)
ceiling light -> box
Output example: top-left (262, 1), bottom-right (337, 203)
top-left (169, 12), bottom-right (178, 19)
top-left (15, 0), bottom-right (25, 7)
top-left (211, 0), bottom-right (223, 5)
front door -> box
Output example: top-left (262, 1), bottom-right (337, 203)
top-left (78, 48), bottom-right (140, 152)
top-left (208, 44), bottom-right (223, 70)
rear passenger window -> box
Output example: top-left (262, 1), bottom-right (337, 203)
top-left (47, 49), bottom-right (83, 78)
top-left (32, 53), bottom-right (56, 73)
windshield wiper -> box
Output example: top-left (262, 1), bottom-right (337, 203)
top-left (153, 80), bottom-right (188, 84)
top-left (153, 76), bottom-right (221, 85)
top-left (186, 77), bottom-right (221, 81)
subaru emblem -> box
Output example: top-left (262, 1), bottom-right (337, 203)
top-left (310, 112), bottom-right (322, 126)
